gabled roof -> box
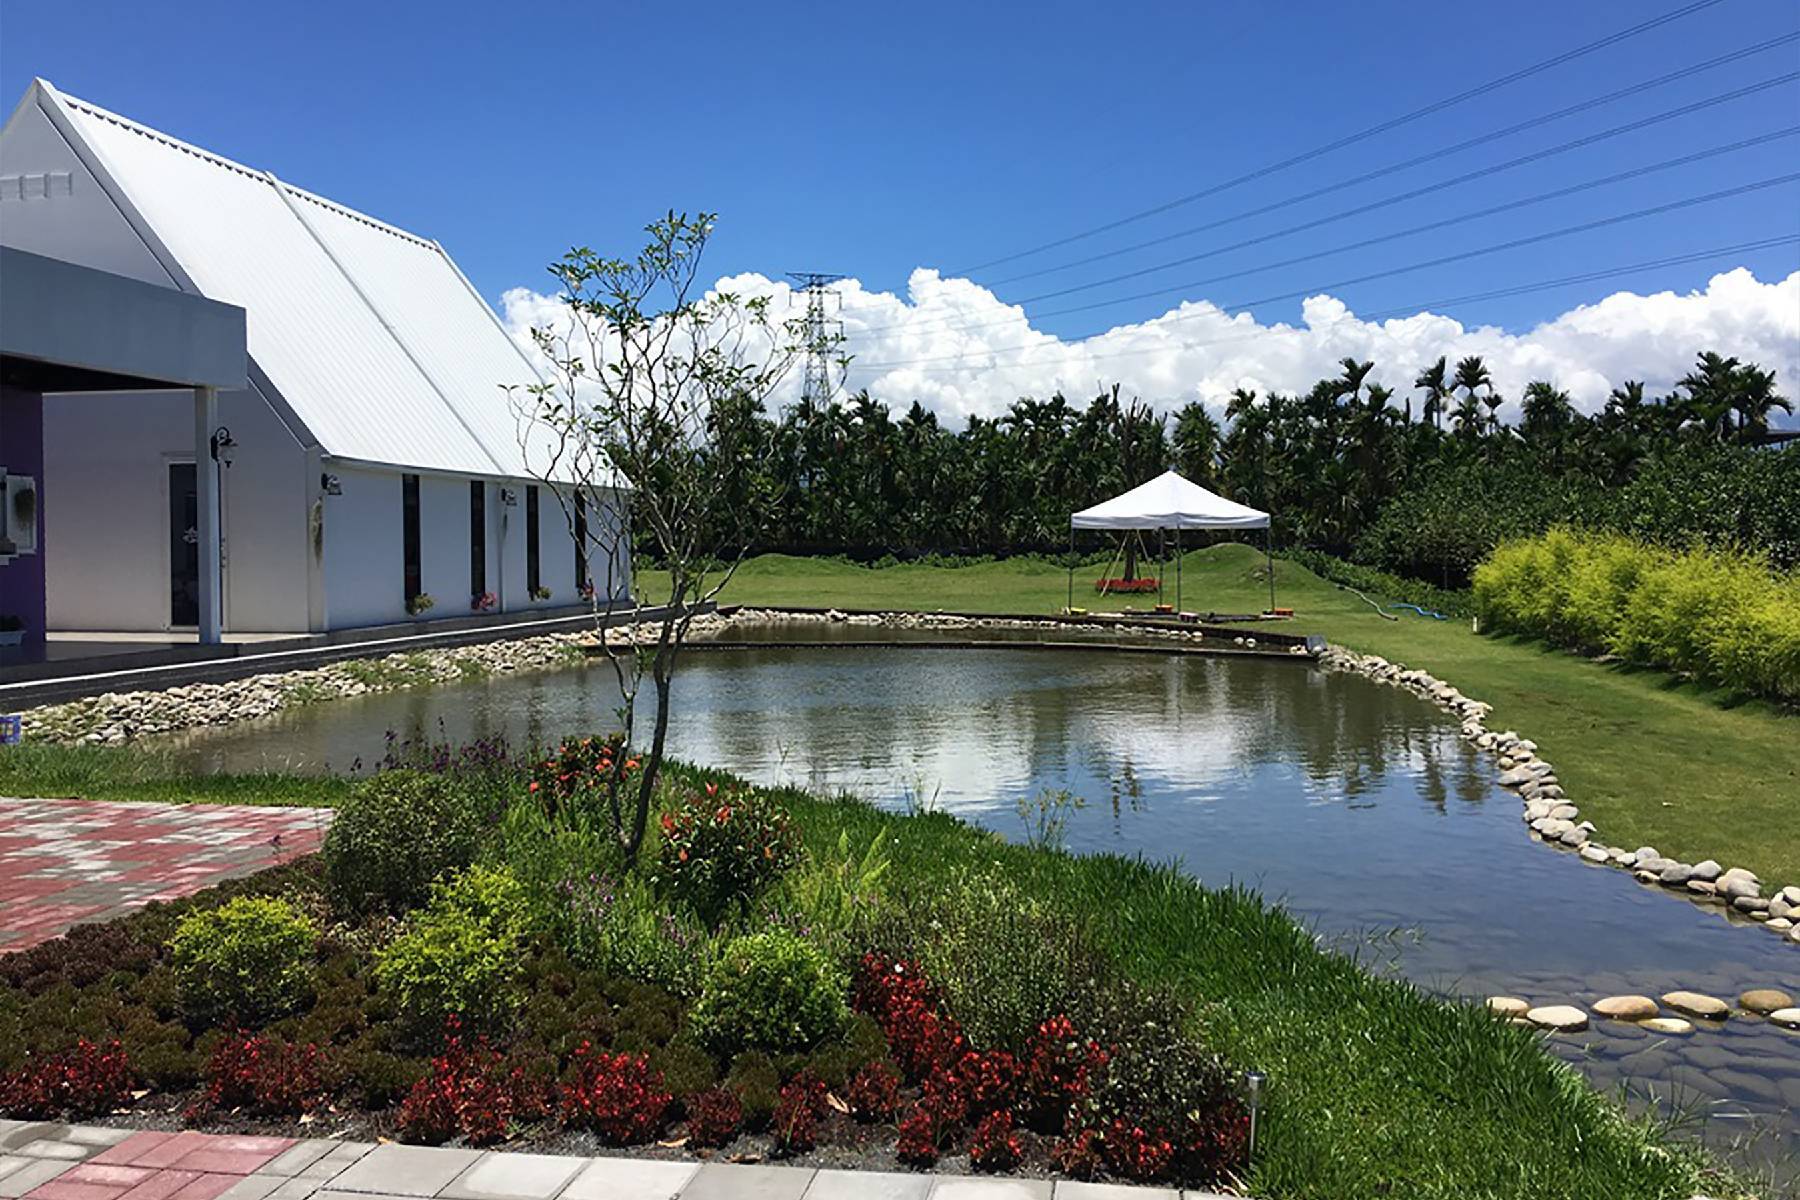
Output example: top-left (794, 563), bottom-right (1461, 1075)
top-left (1072, 470), bottom-right (1270, 530)
top-left (12, 79), bottom-right (552, 480)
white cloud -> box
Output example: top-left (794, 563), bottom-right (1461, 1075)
top-left (500, 266), bottom-right (1800, 425)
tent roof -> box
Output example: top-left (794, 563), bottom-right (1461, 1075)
top-left (10, 79), bottom-right (584, 483)
top-left (1071, 470), bottom-right (1269, 531)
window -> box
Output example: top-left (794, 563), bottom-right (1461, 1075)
top-left (525, 484), bottom-right (541, 595)
top-left (574, 491), bottom-right (589, 593)
top-left (469, 481), bottom-right (487, 598)
top-left (402, 474), bottom-right (422, 602)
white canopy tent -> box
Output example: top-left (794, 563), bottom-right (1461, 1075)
top-left (1069, 470), bottom-right (1274, 613)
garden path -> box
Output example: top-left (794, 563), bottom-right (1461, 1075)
top-left (0, 1122), bottom-right (1215, 1199)
top-left (0, 799), bottom-right (330, 952)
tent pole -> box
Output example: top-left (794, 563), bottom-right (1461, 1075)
top-left (1066, 526), bottom-right (1074, 612)
top-left (1265, 526), bottom-right (1275, 614)
top-left (1176, 527), bottom-right (1182, 612)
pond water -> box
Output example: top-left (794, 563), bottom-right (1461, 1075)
top-left (157, 634), bottom-right (1799, 1178)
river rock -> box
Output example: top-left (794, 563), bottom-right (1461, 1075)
top-left (1497, 767), bottom-right (1533, 788)
top-left (1718, 872), bottom-right (1761, 902)
top-left (1549, 803), bottom-right (1579, 821)
top-left (1772, 896), bottom-right (1795, 920)
top-left (1633, 846), bottom-right (1659, 863)
top-left (1782, 886), bottom-right (1800, 906)
top-left (1579, 845), bottom-right (1610, 864)
top-left (1487, 996), bottom-right (1529, 1018)
top-left (1558, 827), bottom-right (1590, 848)
top-left (1593, 995), bottom-right (1659, 1020)
top-left (1640, 1017), bottom-right (1694, 1035)
top-left (1732, 896), bottom-right (1771, 914)
top-left (1686, 880), bottom-right (1718, 898)
top-left (1769, 917), bottom-right (1795, 931)
top-left (1659, 863), bottom-right (1693, 887)
top-left (1661, 991), bottom-right (1729, 1019)
top-left (1740, 989), bottom-right (1795, 1014)
top-left (1689, 860), bottom-right (1722, 883)
top-left (1768, 1008), bottom-right (1800, 1029)
top-left (1526, 1004), bottom-right (1588, 1032)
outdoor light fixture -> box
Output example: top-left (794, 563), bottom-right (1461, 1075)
top-left (499, 487), bottom-right (518, 507)
top-left (209, 426), bottom-right (238, 467)
top-left (320, 473), bottom-right (342, 496)
top-left (1245, 1070), bottom-right (1267, 1164)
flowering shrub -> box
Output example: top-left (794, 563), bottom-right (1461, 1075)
top-left (950, 1049), bottom-right (1018, 1116)
top-left (845, 1060), bottom-right (902, 1123)
top-left (1102, 1118), bottom-right (1176, 1182)
top-left (560, 1043), bottom-right (670, 1145)
top-left (1022, 1015), bottom-right (1108, 1130)
top-left (968, 1109), bottom-right (1024, 1172)
top-left (684, 1086), bottom-right (744, 1148)
top-left (690, 929), bottom-right (848, 1056)
top-left (770, 1070), bottom-right (828, 1156)
top-left (324, 770), bottom-right (485, 914)
top-left (655, 782), bottom-right (800, 925)
top-left (895, 1080), bottom-right (967, 1165)
top-left (0, 1040), bottom-right (132, 1119)
top-left (555, 869), bottom-right (703, 999)
top-left (471, 591), bottom-right (498, 612)
top-left (169, 895), bottom-right (317, 1027)
top-left (1053, 1124), bottom-right (1105, 1178)
top-left (198, 1034), bottom-right (328, 1117)
top-left (397, 1020), bottom-right (548, 1145)
top-left (528, 735), bottom-right (634, 824)
top-left (1094, 577), bottom-right (1159, 594)
top-left (852, 954), bottom-right (966, 1081)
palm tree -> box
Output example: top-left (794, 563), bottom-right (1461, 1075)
top-left (1414, 356), bottom-right (1450, 431)
top-left (1172, 401), bottom-right (1223, 486)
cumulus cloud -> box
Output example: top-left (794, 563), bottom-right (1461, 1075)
top-left (500, 266), bottom-right (1800, 426)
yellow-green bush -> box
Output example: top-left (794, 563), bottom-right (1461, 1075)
top-left (1474, 528), bottom-right (1800, 703)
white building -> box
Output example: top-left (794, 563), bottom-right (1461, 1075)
top-left (0, 79), bottom-right (626, 646)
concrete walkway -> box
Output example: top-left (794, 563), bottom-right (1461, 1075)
top-left (0, 1122), bottom-right (1224, 1200)
top-left (0, 799), bottom-right (329, 951)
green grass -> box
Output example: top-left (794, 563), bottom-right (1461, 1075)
top-left (746, 774), bottom-right (1743, 1200)
top-left (652, 547), bottom-right (1799, 885)
top-left (0, 742), bottom-right (351, 808)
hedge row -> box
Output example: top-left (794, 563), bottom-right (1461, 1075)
top-left (1472, 528), bottom-right (1800, 704)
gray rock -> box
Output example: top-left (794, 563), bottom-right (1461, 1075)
top-left (1633, 846), bottom-right (1660, 863)
top-left (1549, 804), bottom-right (1580, 821)
top-left (1719, 874), bottom-right (1761, 902)
top-left (1558, 826), bottom-right (1590, 848)
top-left (1690, 860), bottom-right (1723, 883)
top-left (1579, 845), bottom-right (1610, 864)
top-left (1659, 864), bottom-right (1694, 887)
top-left (1733, 896), bottom-right (1771, 914)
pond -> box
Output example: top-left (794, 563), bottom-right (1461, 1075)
top-left (157, 633), bottom-right (1799, 1179)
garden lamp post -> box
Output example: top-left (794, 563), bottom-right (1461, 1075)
top-left (1245, 1069), bottom-right (1267, 1164)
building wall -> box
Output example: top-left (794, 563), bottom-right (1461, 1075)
top-left (0, 386), bottom-right (47, 646)
top-left (42, 387), bottom-right (310, 632)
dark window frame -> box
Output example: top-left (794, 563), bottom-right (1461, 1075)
top-left (469, 481), bottom-right (487, 599)
top-left (402, 473), bottom-right (422, 602)
top-left (525, 484), bottom-right (541, 595)
top-left (574, 490), bottom-right (589, 592)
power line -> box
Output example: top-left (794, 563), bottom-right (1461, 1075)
top-left (788, 272), bottom-right (846, 405)
top-left (989, 30), bottom-right (1800, 287)
top-left (849, 174), bottom-right (1800, 373)
top-left (951, 0), bottom-right (1732, 276)
top-left (852, 90), bottom-right (1799, 343)
top-left (846, 234), bottom-right (1800, 379)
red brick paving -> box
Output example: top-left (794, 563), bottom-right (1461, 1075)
top-left (26, 1131), bottom-right (296, 1198)
top-left (0, 799), bottom-right (330, 952)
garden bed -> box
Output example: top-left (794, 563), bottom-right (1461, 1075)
top-left (0, 734), bottom-right (1749, 1200)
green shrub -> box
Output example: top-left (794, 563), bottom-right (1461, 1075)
top-left (372, 866), bottom-right (530, 1039)
top-left (763, 829), bottom-right (890, 959)
top-left (689, 930), bottom-right (847, 1056)
top-left (324, 771), bottom-right (486, 915)
top-left (1474, 528), bottom-right (1800, 703)
top-left (654, 783), bottom-right (802, 926)
top-left (169, 896), bottom-right (317, 1027)
top-left (724, 1050), bottom-right (782, 1128)
top-left (555, 869), bottom-right (709, 999)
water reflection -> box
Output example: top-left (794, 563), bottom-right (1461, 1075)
top-left (161, 642), bottom-right (1798, 1178)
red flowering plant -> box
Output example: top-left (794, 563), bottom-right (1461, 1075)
top-left (471, 591), bottom-right (498, 612)
top-left (844, 1060), bottom-right (902, 1123)
top-left (684, 1086), bottom-right (744, 1148)
top-left (191, 1034), bottom-right (330, 1119)
top-left (968, 1109), bottom-right (1025, 1172)
top-left (528, 735), bottom-right (636, 825)
top-left (851, 954), bottom-right (966, 1081)
top-left (1093, 577), bottom-right (1160, 594)
top-left (770, 1069), bottom-right (829, 1157)
top-left (560, 1042), bottom-right (670, 1145)
top-left (1021, 1015), bottom-right (1109, 1131)
top-left (0, 1039), bottom-right (133, 1120)
top-left (653, 781), bottom-right (800, 926)
top-left (397, 1018), bottom-right (550, 1146)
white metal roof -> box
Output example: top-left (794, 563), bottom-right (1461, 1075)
top-left (39, 81), bottom-right (550, 480)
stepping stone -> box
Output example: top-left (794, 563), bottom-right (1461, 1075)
top-left (1767, 1008), bottom-right (1800, 1030)
top-left (1486, 997), bottom-right (1529, 1018)
top-left (1661, 991), bottom-right (1729, 1019)
top-left (1641, 1018), bottom-right (1694, 1035)
top-left (1593, 995), bottom-right (1659, 1021)
top-left (1740, 989), bottom-right (1795, 1015)
top-left (1526, 1005), bottom-right (1588, 1032)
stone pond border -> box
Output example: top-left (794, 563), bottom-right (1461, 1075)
top-left (1315, 646), bottom-right (1800, 952)
top-left (14, 608), bottom-right (1790, 949)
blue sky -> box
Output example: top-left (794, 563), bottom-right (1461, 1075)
top-left (4, 0), bottom-right (1797, 413)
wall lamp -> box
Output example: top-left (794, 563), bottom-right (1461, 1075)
top-left (320, 473), bottom-right (342, 496)
top-left (499, 487), bottom-right (518, 507)
top-left (209, 427), bottom-right (238, 468)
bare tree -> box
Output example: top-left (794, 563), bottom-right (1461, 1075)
top-left (512, 212), bottom-right (830, 863)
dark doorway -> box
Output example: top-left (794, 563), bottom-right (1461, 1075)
top-left (168, 462), bottom-right (199, 627)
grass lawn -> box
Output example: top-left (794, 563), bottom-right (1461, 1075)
top-left (0, 742), bottom-right (351, 808)
top-left (647, 547), bottom-right (1799, 886)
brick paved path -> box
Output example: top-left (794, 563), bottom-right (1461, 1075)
top-left (0, 800), bottom-right (330, 952)
top-left (0, 1122), bottom-right (1212, 1199)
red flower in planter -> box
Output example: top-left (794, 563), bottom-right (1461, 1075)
top-left (198, 1034), bottom-right (327, 1119)
top-left (845, 1061), bottom-right (902, 1123)
top-left (770, 1070), bottom-right (829, 1156)
top-left (684, 1087), bottom-right (743, 1148)
top-left (0, 1039), bottom-right (132, 1120)
top-left (560, 1043), bottom-right (670, 1145)
top-left (968, 1109), bottom-right (1024, 1172)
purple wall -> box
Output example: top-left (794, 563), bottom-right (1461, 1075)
top-left (0, 385), bottom-right (46, 647)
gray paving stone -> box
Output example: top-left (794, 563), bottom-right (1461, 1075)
top-left (803, 1168), bottom-right (933, 1199)
top-left (0, 1155), bottom-right (73, 1198)
top-left (439, 1151), bottom-right (585, 1200)
top-left (265, 1177), bottom-right (331, 1199)
top-left (558, 1158), bottom-right (697, 1200)
top-left (62, 1125), bottom-right (135, 1147)
top-left (1051, 1183), bottom-right (1178, 1200)
top-left (929, 1181), bottom-right (1054, 1200)
top-left (313, 1193), bottom-right (415, 1200)
top-left (217, 1176), bottom-right (290, 1200)
top-left (0, 1124), bottom-right (22, 1141)
top-left (299, 1141), bottom-right (379, 1181)
top-left (328, 1144), bottom-right (483, 1196)
top-left (12, 1137), bottom-right (88, 1160)
top-left (0, 1126), bottom-right (51, 1155)
top-left (262, 1139), bottom-right (339, 1177)
top-left (680, 1162), bottom-right (815, 1200)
